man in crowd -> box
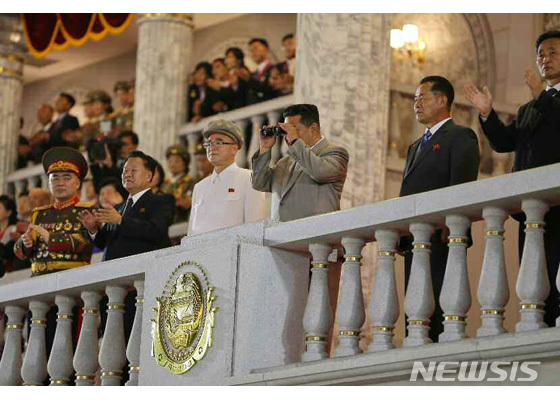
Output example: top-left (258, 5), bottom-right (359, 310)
top-left (187, 62), bottom-right (220, 122)
top-left (14, 147), bottom-right (95, 276)
top-left (28, 104), bottom-right (54, 163)
top-left (110, 80), bottom-right (135, 134)
top-left (400, 76), bottom-right (480, 342)
top-left (277, 33), bottom-right (296, 92)
top-left (206, 57), bottom-right (237, 112)
top-left (49, 92), bottom-right (81, 148)
top-left (78, 150), bottom-right (173, 261)
top-left (252, 103), bottom-right (349, 222)
top-left (188, 120), bottom-right (266, 236)
top-left (194, 143), bottom-right (213, 182)
top-left (464, 30), bottom-right (560, 326)
top-left (247, 38), bottom-right (274, 104)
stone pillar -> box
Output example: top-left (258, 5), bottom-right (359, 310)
top-left (99, 285), bottom-right (127, 386)
top-left (0, 305), bottom-right (25, 386)
top-left (21, 301), bottom-right (49, 386)
top-left (125, 280), bottom-right (144, 386)
top-left (0, 15), bottom-right (26, 193)
top-left (47, 295), bottom-right (75, 386)
top-left (134, 13), bottom-right (193, 163)
top-left (73, 291), bottom-right (101, 386)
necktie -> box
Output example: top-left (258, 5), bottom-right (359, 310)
top-left (548, 88), bottom-right (558, 97)
top-left (419, 129), bottom-right (433, 151)
top-left (122, 197), bottom-right (133, 218)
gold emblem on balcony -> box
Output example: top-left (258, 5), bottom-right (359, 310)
top-left (151, 261), bottom-right (217, 375)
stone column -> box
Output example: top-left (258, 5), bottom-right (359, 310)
top-left (0, 15), bottom-right (26, 193)
top-left (47, 295), bottom-right (75, 386)
top-left (125, 280), bottom-right (144, 386)
top-left (73, 291), bottom-right (101, 386)
top-left (99, 285), bottom-right (127, 386)
top-left (134, 13), bottom-right (193, 163)
top-left (21, 301), bottom-right (49, 386)
top-left (0, 305), bottom-right (25, 386)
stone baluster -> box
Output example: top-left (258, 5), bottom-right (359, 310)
top-left (477, 207), bottom-right (509, 337)
top-left (21, 301), bottom-right (49, 386)
top-left (404, 223), bottom-right (435, 347)
top-left (0, 309), bottom-right (4, 353)
top-left (0, 305), bottom-right (25, 385)
top-left (99, 285), bottom-right (127, 386)
top-left (73, 291), bottom-right (101, 386)
top-left (334, 238), bottom-right (366, 357)
top-left (439, 215), bottom-right (471, 342)
top-left (267, 110), bottom-right (284, 163)
top-left (13, 181), bottom-right (24, 198)
top-left (234, 119), bottom-right (250, 168)
top-left (516, 199), bottom-right (550, 332)
top-left (301, 243), bottom-right (332, 362)
top-left (248, 115), bottom-right (266, 168)
top-left (47, 295), bottom-right (75, 386)
top-left (126, 280), bottom-right (145, 385)
top-left (368, 229), bottom-right (400, 351)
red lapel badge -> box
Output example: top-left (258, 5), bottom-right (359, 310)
top-left (228, 188), bottom-right (235, 193)
top-left (432, 144), bottom-right (441, 150)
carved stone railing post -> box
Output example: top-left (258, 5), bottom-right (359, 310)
top-left (47, 295), bottom-right (75, 386)
top-left (21, 301), bottom-right (49, 385)
top-left (368, 229), bottom-right (399, 352)
top-left (301, 243), bottom-right (332, 362)
top-left (125, 280), bottom-right (144, 385)
top-left (477, 207), bottom-right (509, 337)
top-left (516, 199), bottom-right (550, 332)
top-left (99, 285), bottom-right (127, 386)
top-left (334, 237), bottom-right (366, 357)
top-left (404, 222), bottom-right (435, 347)
top-left (73, 291), bottom-right (101, 386)
top-left (234, 119), bottom-right (250, 168)
top-left (439, 215), bottom-right (471, 342)
top-left (0, 305), bottom-right (25, 386)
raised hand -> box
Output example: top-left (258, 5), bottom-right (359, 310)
top-left (95, 203), bottom-right (122, 225)
top-left (77, 210), bottom-right (100, 234)
top-left (259, 125), bottom-right (277, 153)
top-left (29, 224), bottom-right (49, 243)
top-left (22, 227), bottom-right (34, 248)
top-left (464, 83), bottom-right (493, 118)
top-left (523, 68), bottom-right (544, 99)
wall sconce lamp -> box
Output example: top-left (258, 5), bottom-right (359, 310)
top-left (390, 24), bottom-right (426, 64)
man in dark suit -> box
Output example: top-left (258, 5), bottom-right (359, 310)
top-left (400, 76), bottom-right (480, 342)
top-left (48, 92), bottom-right (81, 148)
top-left (247, 38), bottom-right (275, 104)
top-left (78, 150), bottom-right (173, 261)
top-left (464, 30), bottom-right (560, 327)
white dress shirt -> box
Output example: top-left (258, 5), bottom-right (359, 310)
top-left (188, 163), bottom-right (267, 236)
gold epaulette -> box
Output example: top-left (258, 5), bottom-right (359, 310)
top-left (33, 204), bottom-right (53, 212)
top-left (75, 202), bottom-right (96, 208)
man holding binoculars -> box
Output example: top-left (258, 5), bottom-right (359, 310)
top-left (252, 103), bottom-right (349, 222)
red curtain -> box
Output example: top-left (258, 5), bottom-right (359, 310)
top-left (22, 13), bottom-right (133, 59)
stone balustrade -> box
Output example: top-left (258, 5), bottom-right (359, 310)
top-left (1, 162), bottom-right (560, 385)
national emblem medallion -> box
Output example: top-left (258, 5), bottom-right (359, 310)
top-left (151, 261), bottom-right (217, 374)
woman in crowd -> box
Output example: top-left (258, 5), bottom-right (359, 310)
top-left (161, 145), bottom-right (196, 223)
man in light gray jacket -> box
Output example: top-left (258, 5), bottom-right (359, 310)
top-left (251, 104), bottom-right (349, 222)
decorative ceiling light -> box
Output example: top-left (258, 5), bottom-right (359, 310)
top-left (390, 24), bottom-right (426, 65)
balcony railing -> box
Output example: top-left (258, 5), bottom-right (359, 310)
top-left (2, 163), bottom-right (560, 385)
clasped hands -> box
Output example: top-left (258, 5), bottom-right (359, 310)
top-left (77, 204), bottom-right (123, 235)
top-left (464, 68), bottom-right (544, 117)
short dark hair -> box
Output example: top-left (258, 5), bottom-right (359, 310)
top-left (119, 130), bottom-right (139, 146)
top-left (536, 30), bottom-right (560, 50)
top-left (225, 47), bottom-right (245, 65)
top-left (249, 38), bottom-right (269, 48)
top-left (0, 195), bottom-right (17, 225)
top-left (195, 62), bottom-right (213, 78)
top-left (59, 92), bottom-right (76, 108)
top-left (125, 150), bottom-right (156, 177)
top-left (212, 57), bottom-right (226, 65)
top-left (99, 177), bottom-right (127, 199)
top-left (113, 80), bottom-right (132, 93)
top-left (282, 33), bottom-right (294, 42)
top-left (420, 75), bottom-right (455, 110)
top-left (152, 158), bottom-right (166, 190)
top-left (282, 104), bottom-right (320, 128)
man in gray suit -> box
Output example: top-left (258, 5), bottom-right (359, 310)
top-left (252, 104), bottom-right (349, 222)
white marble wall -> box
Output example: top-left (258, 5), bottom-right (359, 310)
top-left (133, 14), bottom-right (193, 163)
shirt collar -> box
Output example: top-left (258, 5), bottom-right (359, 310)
top-left (546, 83), bottom-right (560, 92)
top-left (211, 162), bottom-right (239, 184)
top-left (310, 136), bottom-right (325, 150)
top-left (128, 188), bottom-right (151, 205)
top-left (257, 60), bottom-right (271, 74)
top-left (57, 112), bottom-right (67, 121)
top-left (426, 117), bottom-right (452, 135)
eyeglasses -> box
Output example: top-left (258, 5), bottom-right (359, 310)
top-left (202, 140), bottom-right (237, 148)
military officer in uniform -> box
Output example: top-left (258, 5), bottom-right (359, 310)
top-left (108, 80), bottom-right (134, 134)
top-left (161, 144), bottom-right (196, 222)
top-left (14, 147), bottom-right (95, 276)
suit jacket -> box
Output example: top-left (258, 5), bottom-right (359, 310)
top-left (94, 190), bottom-right (174, 261)
top-left (400, 119), bottom-right (480, 197)
top-left (480, 89), bottom-right (560, 173)
top-left (252, 137), bottom-right (349, 222)
top-left (48, 114), bottom-right (80, 147)
top-left (399, 119), bottom-right (480, 251)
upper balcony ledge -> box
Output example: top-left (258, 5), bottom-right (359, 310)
top-left (226, 327), bottom-right (560, 386)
